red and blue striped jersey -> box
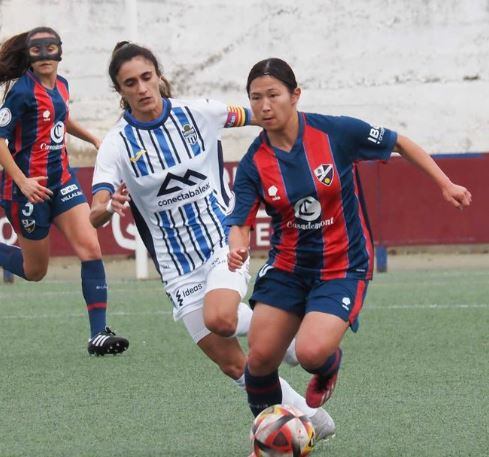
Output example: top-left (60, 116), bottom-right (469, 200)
top-left (0, 70), bottom-right (71, 200)
top-left (227, 113), bottom-right (397, 280)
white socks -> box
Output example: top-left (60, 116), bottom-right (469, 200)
top-left (279, 376), bottom-right (317, 417)
top-left (233, 374), bottom-right (246, 390)
top-left (231, 302), bottom-right (253, 338)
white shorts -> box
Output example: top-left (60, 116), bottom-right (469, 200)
top-left (165, 246), bottom-right (250, 342)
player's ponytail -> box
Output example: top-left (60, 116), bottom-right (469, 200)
top-left (109, 41), bottom-right (172, 110)
top-left (0, 32), bottom-right (30, 98)
top-left (159, 75), bottom-right (171, 100)
top-left (246, 58), bottom-right (298, 96)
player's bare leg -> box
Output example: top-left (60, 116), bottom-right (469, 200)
top-left (244, 304), bottom-right (335, 439)
top-left (197, 332), bottom-right (247, 379)
top-left (16, 234), bottom-right (50, 281)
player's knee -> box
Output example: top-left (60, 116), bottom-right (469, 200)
top-left (24, 265), bottom-right (47, 282)
top-left (204, 314), bottom-right (237, 338)
top-left (247, 347), bottom-right (277, 374)
top-left (296, 345), bottom-right (336, 370)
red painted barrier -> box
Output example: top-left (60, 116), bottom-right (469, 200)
top-left (0, 153), bottom-right (487, 255)
top-left (359, 153), bottom-right (489, 245)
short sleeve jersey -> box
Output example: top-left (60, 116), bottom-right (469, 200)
top-left (227, 113), bottom-right (397, 280)
top-left (0, 70), bottom-right (71, 200)
top-left (92, 98), bottom-right (250, 285)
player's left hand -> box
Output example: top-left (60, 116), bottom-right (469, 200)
top-left (441, 182), bottom-right (472, 209)
top-left (110, 183), bottom-right (130, 216)
top-left (227, 248), bottom-right (248, 272)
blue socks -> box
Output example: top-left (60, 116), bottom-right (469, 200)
top-left (0, 243), bottom-right (26, 278)
top-left (245, 364), bottom-right (282, 417)
top-left (304, 348), bottom-right (342, 378)
top-left (81, 259), bottom-right (108, 337)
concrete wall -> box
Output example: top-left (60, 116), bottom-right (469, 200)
top-left (1, 0), bottom-right (488, 164)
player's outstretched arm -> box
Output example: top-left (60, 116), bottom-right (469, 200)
top-left (228, 225), bottom-right (251, 272)
top-left (66, 117), bottom-right (101, 150)
top-left (89, 183), bottom-right (130, 228)
top-left (394, 134), bottom-right (472, 209)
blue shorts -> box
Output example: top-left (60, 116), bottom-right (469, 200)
top-left (0, 174), bottom-right (87, 240)
top-left (250, 265), bottom-right (369, 332)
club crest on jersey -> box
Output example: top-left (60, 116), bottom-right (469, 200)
top-left (21, 218), bottom-right (36, 233)
top-left (182, 124), bottom-right (198, 145)
top-left (314, 164), bottom-right (334, 186)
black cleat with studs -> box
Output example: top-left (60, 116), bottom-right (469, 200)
top-left (87, 326), bottom-right (129, 356)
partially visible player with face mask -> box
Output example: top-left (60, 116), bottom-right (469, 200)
top-left (0, 27), bottom-right (128, 355)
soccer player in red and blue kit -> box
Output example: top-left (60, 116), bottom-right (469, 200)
top-left (0, 27), bottom-right (128, 355)
top-left (227, 58), bottom-right (472, 420)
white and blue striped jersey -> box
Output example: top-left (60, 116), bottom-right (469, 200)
top-left (92, 98), bottom-right (250, 283)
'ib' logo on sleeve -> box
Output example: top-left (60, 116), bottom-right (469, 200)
top-left (367, 125), bottom-right (385, 145)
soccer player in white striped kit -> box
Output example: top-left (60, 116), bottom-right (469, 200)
top-left (89, 42), bottom-right (335, 440)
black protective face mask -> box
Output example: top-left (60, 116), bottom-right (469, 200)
top-left (26, 37), bottom-right (62, 63)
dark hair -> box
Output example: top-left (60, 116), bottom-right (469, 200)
top-left (25, 26), bottom-right (61, 47)
top-left (0, 27), bottom-right (61, 98)
top-left (109, 41), bottom-right (172, 110)
top-left (246, 58), bottom-right (298, 95)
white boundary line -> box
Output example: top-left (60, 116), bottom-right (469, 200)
top-left (0, 310), bottom-right (173, 320)
top-left (0, 287), bottom-right (164, 299)
top-left (367, 303), bottom-right (489, 310)
top-left (0, 303), bottom-right (487, 320)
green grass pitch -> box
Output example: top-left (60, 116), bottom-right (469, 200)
top-left (0, 267), bottom-right (488, 456)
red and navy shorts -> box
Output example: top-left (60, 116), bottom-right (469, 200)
top-left (0, 174), bottom-right (87, 240)
top-left (250, 264), bottom-right (369, 332)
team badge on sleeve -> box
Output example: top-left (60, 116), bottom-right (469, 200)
top-left (314, 164), bottom-right (334, 186)
top-left (0, 107), bottom-right (12, 127)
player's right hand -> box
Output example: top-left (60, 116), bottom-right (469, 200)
top-left (227, 248), bottom-right (248, 272)
top-left (19, 176), bottom-right (53, 203)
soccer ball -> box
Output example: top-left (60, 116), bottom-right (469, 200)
top-left (250, 404), bottom-right (315, 456)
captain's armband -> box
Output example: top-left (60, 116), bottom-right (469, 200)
top-left (224, 106), bottom-right (251, 128)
